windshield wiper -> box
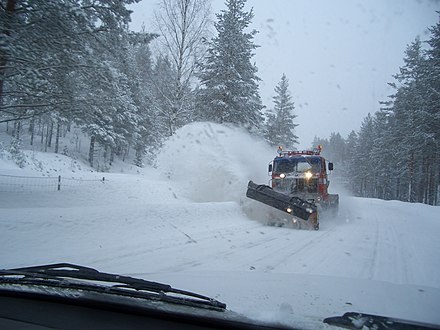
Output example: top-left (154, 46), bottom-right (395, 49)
top-left (0, 263), bottom-right (226, 310)
top-left (324, 312), bottom-right (440, 330)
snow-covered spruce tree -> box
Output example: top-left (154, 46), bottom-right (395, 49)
top-left (345, 130), bottom-right (359, 195)
top-left (196, 0), bottom-right (264, 131)
top-left (354, 114), bottom-right (375, 198)
top-left (346, 32), bottom-right (437, 204)
top-left (76, 31), bottom-right (138, 168)
top-left (0, 1), bottom-right (153, 168)
top-left (370, 109), bottom-right (395, 200)
top-left (1, 1), bottom-right (77, 123)
top-left (9, 137), bottom-right (26, 168)
top-left (0, 0), bottom-right (136, 123)
top-left (326, 132), bottom-right (347, 182)
top-left (327, 132), bottom-right (345, 164)
top-left (310, 133), bottom-right (346, 187)
top-left (311, 136), bottom-right (328, 150)
top-left (130, 33), bottom-right (160, 167)
top-left (107, 31), bottom-right (159, 168)
top-left (387, 37), bottom-right (429, 203)
top-left (264, 74), bottom-right (298, 148)
top-left (425, 16), bottom-right (440, 205)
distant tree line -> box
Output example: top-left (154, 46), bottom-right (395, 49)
top-left (314, 16), bottom-right (440, 206)
top-left (0, 0), bottom-right (300, 169)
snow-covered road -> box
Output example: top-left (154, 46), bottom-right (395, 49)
top-left (1, 123), bottom-right (439, 328)
top-left (1, 171), bottom-right (439, 328)
top-left (3, 173), bottom-right (437, 287)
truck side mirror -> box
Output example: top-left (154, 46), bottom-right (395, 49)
top-left (328, 162), bottom-right (334, 171)
top-left (268, 164), bottom-right (273, 172)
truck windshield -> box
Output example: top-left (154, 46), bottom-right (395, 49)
top-left (273, 157), bottom-right (321, 173)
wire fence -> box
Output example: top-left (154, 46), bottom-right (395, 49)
top-left (0, 174), bottom-right (105, 192)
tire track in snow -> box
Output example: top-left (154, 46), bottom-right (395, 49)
top-left (157, 218), bottom-right (343, 274)
top-left (157, 228), bottom-right (292, 273)
top-left (366, 213), bottom-right (411, 285)
top-left (90, 221), bottom-right (267, 269)
top-left (330, 198), bottom-right (416, 285)
top-left (255, 224), bottom-right (340, 272)
top-left (361, 216), bottom-right (380, 280)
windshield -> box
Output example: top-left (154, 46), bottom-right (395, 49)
top-left (274, 157), bottom-right (321, 174)
top-left (1, 1), bottom-right (439, 329)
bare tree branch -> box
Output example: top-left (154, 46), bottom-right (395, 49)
top-left (153, 0), bottom-right (212, 135)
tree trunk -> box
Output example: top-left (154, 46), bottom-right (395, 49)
top-left (41, 123), bottom-right (45, 145)
top-left (103, 145), bottom-right (108, 163)
top-left (13, 121), bottom-right (21, 139)
top-left (45, 124), bottom-right (50, 152)
top-left (436, 174), bottom-right (440, 206)
top-left (29, 119), bottom-right (35, 146)
top-left (48, 121), bottom-right (54, 147)
top-left (89, 135), bottom-right (96, 167)
top-left (134, 143), bottom-right (144, 167)
top-left (122, 146), bottom-right (129, 162)
top-left (110, 148), bottom-right (114, 165)
top-left (75, 134), bottom-right (80, 152)
top-left (55, 121), bottom-right (60, 154)
top-left (408, 152), bottom-right (414, 202)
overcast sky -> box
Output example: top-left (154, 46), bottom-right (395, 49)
top-left (129, 0), bottom-right (440, 148)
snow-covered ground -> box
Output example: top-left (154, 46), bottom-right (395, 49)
top-left (1, 122), bottom-right (439, 329)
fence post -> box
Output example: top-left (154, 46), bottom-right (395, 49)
top-left (58, 175), bottom-right (61, 191)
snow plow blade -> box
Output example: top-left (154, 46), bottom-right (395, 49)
top-left (246, 181), bottom-right (318, 222)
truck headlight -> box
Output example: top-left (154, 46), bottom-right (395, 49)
top-left (280, 173), bottom-right (286, 179)
top-left (305, 171), bottom-right (312, 179)
top-left (286, 207), bottom-right (292, 213)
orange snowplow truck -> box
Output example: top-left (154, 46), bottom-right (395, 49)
top-left (246, 146), bottom-right (339, 230)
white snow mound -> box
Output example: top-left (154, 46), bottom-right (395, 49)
top-left (157, 122), bottom-right (274, 203)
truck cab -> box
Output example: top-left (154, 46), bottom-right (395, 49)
top-left (246, 146), bottom-right (339, 231)
top-left (268, 147), bottom-right (338, 212)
